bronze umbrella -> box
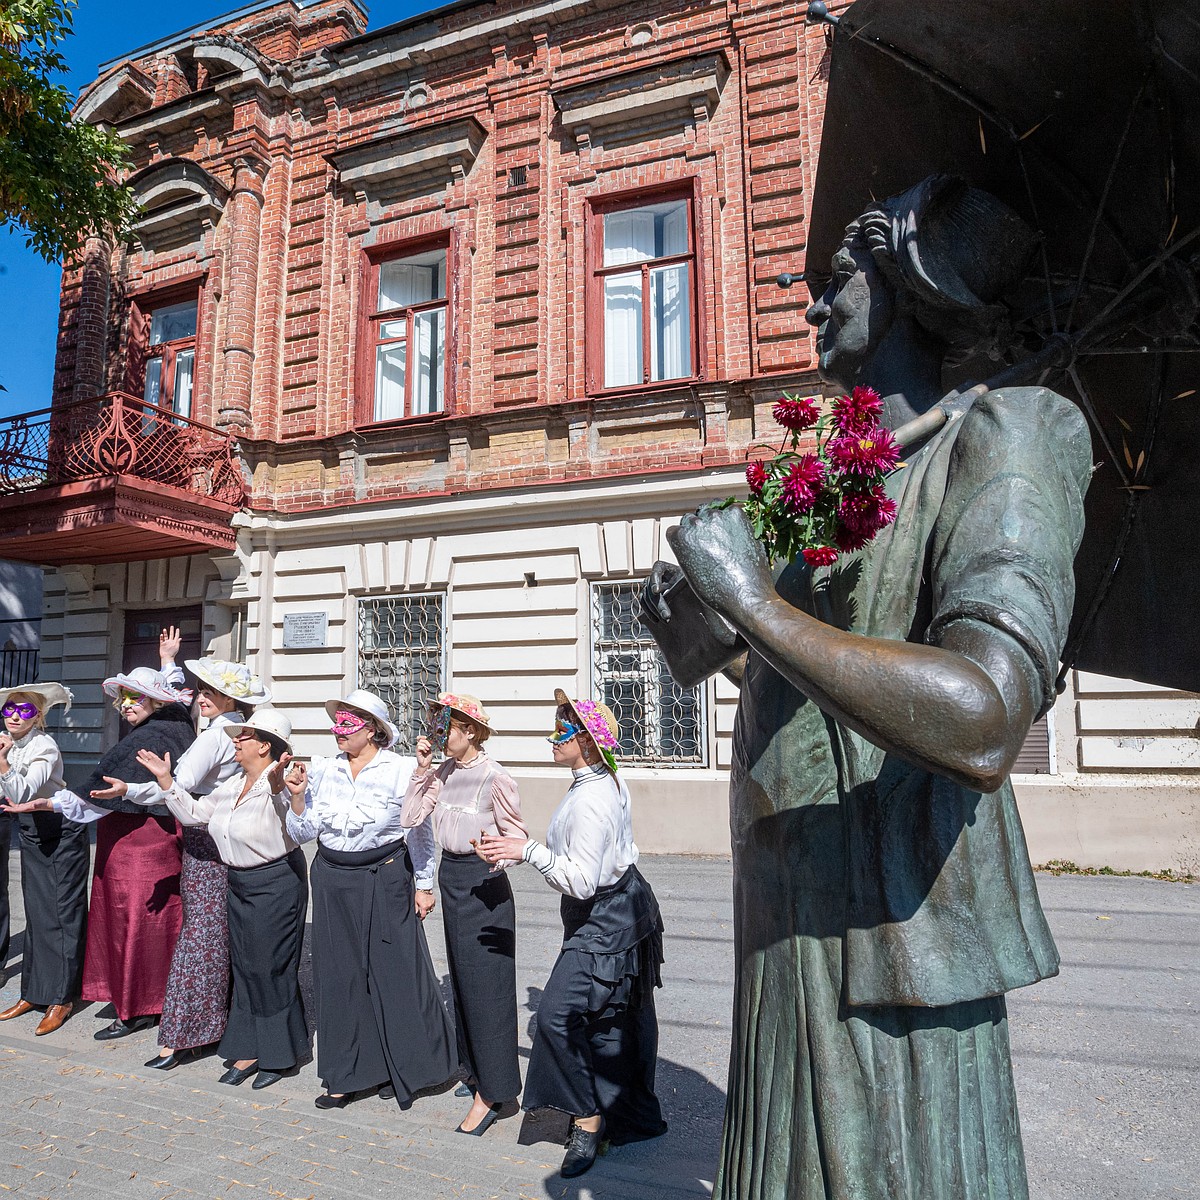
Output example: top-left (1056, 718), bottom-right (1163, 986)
top-left (803, 0), bottom-right (1200, 692)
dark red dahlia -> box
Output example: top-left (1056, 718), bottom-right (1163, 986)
top-left (828, 428), bottom-right (901, 476)
top-left (772, 395), bottom-right (820, 432)
top-left (831, 385), bottom-right (884, 434)
top-left (802, 546), bottom-right (840, 567)
top-left (780, 454), bottom-right (826, 513)
top-left (839, 487), bottom-right (899, 535)
top-left (746, 460), bottom-right (768, 497)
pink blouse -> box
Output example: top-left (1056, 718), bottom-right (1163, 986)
top-left (401, 751), bottom-right (527, 855)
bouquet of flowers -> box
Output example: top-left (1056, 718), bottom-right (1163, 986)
top-left (727, 386), bottom-right (902, 567)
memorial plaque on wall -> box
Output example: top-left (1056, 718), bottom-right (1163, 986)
top-left (282, 612), bottom-right (328, 649)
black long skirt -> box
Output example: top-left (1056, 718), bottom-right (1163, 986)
top-left (221, 849), bottom-right (308, 1071)
top-left (523, 865), bottom-right (668, 1145)
top-left (311, 838), bottom-right (455, 1100)
top-left (17, 813), bottom-right (90, 1006)
top-left (439, 850), bottom-right (521, 1103)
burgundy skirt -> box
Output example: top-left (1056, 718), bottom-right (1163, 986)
top-left (81, 812), bottom-right (183, 1021)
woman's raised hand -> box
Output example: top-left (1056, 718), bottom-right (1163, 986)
top-left (1, 797), bottom-right (51, 814)
top-left (136, 748), bottom-right (173, 789)
top-left (415, 735), bottom-right (434, 771)
top-left (283, 761), bottom-right (308, 797)
top-left (159, 625), bottom-right (183, 666)
top-left (90, 776), bottom-right (129, 800)
top-left (266, 751), bottom-right (293, 794)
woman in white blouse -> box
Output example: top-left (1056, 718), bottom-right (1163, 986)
top-left (93, 655), bottom-right (272, 1071)
top-left (0, 683), bottom-right (86, 1036)
top-left (477, 689), bottom-right (667, 1180)
top-left (283, 689), bottom-right (454, 1110)
top-left (137, 708), bottom-right (307, 1092)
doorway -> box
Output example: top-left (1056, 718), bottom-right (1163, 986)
top-left (122, 606), bottom-right (203, 674)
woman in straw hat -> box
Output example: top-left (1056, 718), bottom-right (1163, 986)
top-left (91, 656), bottom-right (272, 1070)
top-left (402, 692), bottom-right (527, 1135)
top-left (0, 682), bottom-right (86, 1035)
top-left (282, 689), bottom-right (454, 1110)
top-left (477, 690), bottom-right (667, 1179)
top-left (137, 708), bottom-right (307, 1091)
top-left (6, 663), bottom-right (196, 1040)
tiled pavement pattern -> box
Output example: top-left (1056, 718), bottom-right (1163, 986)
top-left (1, 853), bottom-right (1196, 1199)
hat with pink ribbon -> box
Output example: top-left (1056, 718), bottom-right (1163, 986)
top-left (553, 687), bottom-right (621, 773)
top-left (428, 692), bottom-right (494, 730)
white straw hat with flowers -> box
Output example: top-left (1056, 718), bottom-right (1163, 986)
top-left (0, 681), bottom-right (72, 714)
top-left (325, 689), bottom-right (401, 749)
top-left (101, 666), bottom-right (189, 705)
top-left (185, 658), bottom-right (271, 705)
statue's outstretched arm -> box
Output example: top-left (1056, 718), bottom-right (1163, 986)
top-left (669, 505), bottom-right (1042, 793)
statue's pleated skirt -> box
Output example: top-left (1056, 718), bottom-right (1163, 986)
top-left (713, 867), bottom-right (1030, 1200)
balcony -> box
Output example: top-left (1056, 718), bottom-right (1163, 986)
top-left (0, 392), bottom-right (246, 565)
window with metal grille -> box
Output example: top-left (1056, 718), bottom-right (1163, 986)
top-left (357, 594), bottom-right (445, 753)
top-left (591, 581), bottom-right (705, 765)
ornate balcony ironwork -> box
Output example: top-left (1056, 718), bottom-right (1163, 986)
top-left (0, 392), bottom-right (247, 565)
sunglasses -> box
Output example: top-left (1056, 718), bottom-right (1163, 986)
top-left (2, 702), bottom-right (39, 720)
top-left (117, 688), bottom-right (149, 706)
top-left (231, 730), bottom-right (262, 743)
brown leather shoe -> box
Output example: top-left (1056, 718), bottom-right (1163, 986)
top-left (0, 999), bottom-right (34, 1021)
top-left (35, 1003), bottom-right (72, 1035)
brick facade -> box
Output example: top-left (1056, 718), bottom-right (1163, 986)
top-left (57, 0), bottom-right (833, 514)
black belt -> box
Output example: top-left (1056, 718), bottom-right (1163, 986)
top-left (317, 836), bottom-right (407, 868)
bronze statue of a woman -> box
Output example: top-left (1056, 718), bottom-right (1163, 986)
top-left (646, 175), bottom-right (1093, 1199)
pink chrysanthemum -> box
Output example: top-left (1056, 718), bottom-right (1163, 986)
top-left (780, 455), bottom-right (826, 513)
top-left (828, 428), bottom-right (901, 476)
top-left (832, 385), bottom-right (885, 434)
top-left (746, 460), bottom-right (768, 498)
top-left (802, 546), bottom-right (840, 568)
top-left (772, 395), bottom-right (820, 433)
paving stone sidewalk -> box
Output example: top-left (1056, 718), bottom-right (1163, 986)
top-left (0, 854), bottom-right (1196, 1199)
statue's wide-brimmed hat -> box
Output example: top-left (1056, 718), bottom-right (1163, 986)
top-left (224, 707), bottom-right (292, 754)
top-left (427, 691), bottom-right (493, 731)
top-left (326, 689), bottom-right (401, 748)
top-left (101, 667), bottom-right (187, 705)
top-left (553, 687), bottom-right (620, 773)
top-left (0, 682), bottom-right (72, 714)
top-left (185, 658), bottom-right (271, 705)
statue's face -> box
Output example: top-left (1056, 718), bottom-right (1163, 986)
top-left (805, 237), bottom-right (894, 391)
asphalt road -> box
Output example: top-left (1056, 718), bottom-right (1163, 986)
top-left (0, 853), bottom-right (1195, 1199)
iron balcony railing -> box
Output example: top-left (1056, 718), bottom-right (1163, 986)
top-left (0, 392), bottom-right (245, 506)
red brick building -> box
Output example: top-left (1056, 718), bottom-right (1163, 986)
top-left (3, 0), bottom-right (1195, 864)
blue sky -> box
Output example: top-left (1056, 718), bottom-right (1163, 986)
top-left (0, 0), bottom-right (433, 419)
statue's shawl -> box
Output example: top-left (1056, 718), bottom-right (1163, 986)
top-left (732, 386), bottom-right (1092, 1007)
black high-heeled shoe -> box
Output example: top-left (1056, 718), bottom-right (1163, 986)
top-left (314, 1092), bottom-right (354, 1109)
top-left (218, 1062), bottom-right (258, 1086)
top-left (456, 1103), bottom-right (503, 1137)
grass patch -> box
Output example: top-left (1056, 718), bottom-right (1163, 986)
top-left (1036, 858), bottom-right (1197, 884)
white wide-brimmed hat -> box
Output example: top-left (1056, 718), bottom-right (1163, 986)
top-left (223, 707), bottom-right (292, 753)
top-left (185, 658), bottom-right (271, 705)
top-left (0, 682), bottom-right (73, 715)
top-left (102, 666), bottom-right (188, 705)
top-left (325, 689), bottom-right (401, 749)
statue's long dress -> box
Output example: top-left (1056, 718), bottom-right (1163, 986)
top-left (713, 389), bottom-right (1092, 1200)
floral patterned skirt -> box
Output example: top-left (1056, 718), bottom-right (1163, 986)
top-left (158, 826), bottom-right (230, 1050)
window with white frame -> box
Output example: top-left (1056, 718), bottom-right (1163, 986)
top-left (366, 247), bottom-right (448, 422)
top-left (593, 196), bottom-right (696, 390)
top-left (591, 580), bottom-right (705, 764)
top-left (358, 594), bottom-right (445, 752)
top-left (141, 297), bottom-right (197, 418)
